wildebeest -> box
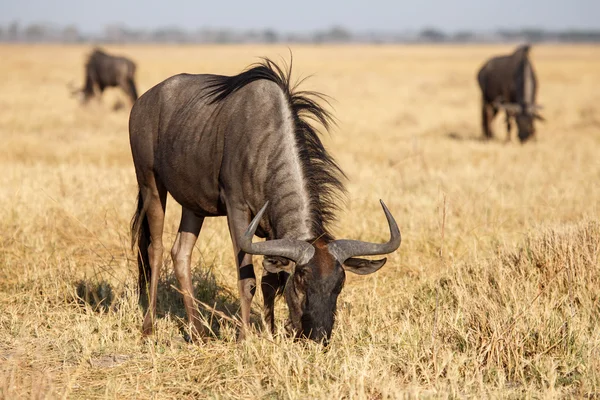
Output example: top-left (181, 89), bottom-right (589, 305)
top-left (129, 59), bottom-right (402, 344)
top-left (71, 48), bottom-right (138, 106)
top-left (477, 44), bottom-right (544, 142)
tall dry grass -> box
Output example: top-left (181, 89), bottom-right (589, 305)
top-left (0, 44), bottom-right (599, 398)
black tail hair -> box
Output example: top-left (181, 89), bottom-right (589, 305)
top-left (131, 190), bottom-right (150, 304)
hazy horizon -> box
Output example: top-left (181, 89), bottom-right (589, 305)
top-left (2, 0), bottom-right (599, 33)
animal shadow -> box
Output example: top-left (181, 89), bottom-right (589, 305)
top-left (446, 131), bottom-right (488, 142)
top-left (74, 267), bottom-right (247, 341)
top-left (74, 279), bottom-right (114, 312)
top-left (151, 267), bottom-right (244, 340)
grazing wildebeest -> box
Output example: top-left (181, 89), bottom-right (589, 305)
top-left (129, 59), bottom-right (402, 344)
top-left (71, 48), bottom-right (138, 106)
top-left (477, 44), bottom-right (544, 142)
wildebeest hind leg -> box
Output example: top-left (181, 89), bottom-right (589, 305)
top-left (226, 207), bottom-right (256, 340)
top-left (127, 78), bottom-right (138, 104)
top-left (140, 179), bottom-right (167, 337)
top-left (171, 209), bottom-right (206, 341)
top-left (119, 77), bottom-right (138, 105)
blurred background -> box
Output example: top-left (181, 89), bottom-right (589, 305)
top-left (1, 0), bottom-right (599, 44)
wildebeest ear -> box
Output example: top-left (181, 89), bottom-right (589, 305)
top-left (343, 257), bottom-right (387, 275)
top-left (262, 256), bottom-right (293, 273)
top-left (534, 113), bottom-right (545, 122)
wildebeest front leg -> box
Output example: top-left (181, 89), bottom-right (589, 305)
top-left (171, 208), bottom-right (206, 341)
top-left (261, 271), bottom-right (279, 334)
top-left (482, 102), bottom-right (497, 139)
top-left (261, 270), bottom-right (289, 334)
top-left (226, 208), bottom-right (256, 340)
top-left (237, 252), bottom-right (255, 340)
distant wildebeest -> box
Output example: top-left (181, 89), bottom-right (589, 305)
top-left (129, 59), bottom-right (402, 344)
top-left (71, 48), bottom-right (138, 106)
top-left (477, 44), bottom-right (544, 142)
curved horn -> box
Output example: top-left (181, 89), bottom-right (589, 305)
top-left (328, 200), bottom-right (401, 263)
top-left (238, 202), bottom-right (315, 265)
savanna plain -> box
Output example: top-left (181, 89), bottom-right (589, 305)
top-left (0, 44), bottom-right (599, 399)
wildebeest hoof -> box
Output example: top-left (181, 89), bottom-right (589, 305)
top-left (141, 319), bottom-right (154, 337)
top-left (236, 329), bottom-right (248, 342)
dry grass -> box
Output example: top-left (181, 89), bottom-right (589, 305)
top-left (0, 44), bottom-right (599, 398)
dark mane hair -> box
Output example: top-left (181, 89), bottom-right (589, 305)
top-left (204, 58), bottom-right (346, 240)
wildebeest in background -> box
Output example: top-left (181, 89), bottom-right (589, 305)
top-left (477, 44), bottom-right (545, 142)
top-left (129, 59), bottom-right (402, 344)
top-left (70, 48), bottom-right (138, 107)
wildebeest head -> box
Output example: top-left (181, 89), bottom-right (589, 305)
top-left (498, 102), bottom-right (545, 143)
top-left (517, 104), bottom-right (545, 142)
top-left (241, 200), bottom-right (401, 344)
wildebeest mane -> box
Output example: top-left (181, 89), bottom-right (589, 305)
top-left (204, 58), bottom-right (347, 240)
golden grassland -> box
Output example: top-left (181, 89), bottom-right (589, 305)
top-left (0, 44), bottom-right (599, 398)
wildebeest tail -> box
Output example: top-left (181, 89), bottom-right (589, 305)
top-left (131, 189), bottom-right (150, 302)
